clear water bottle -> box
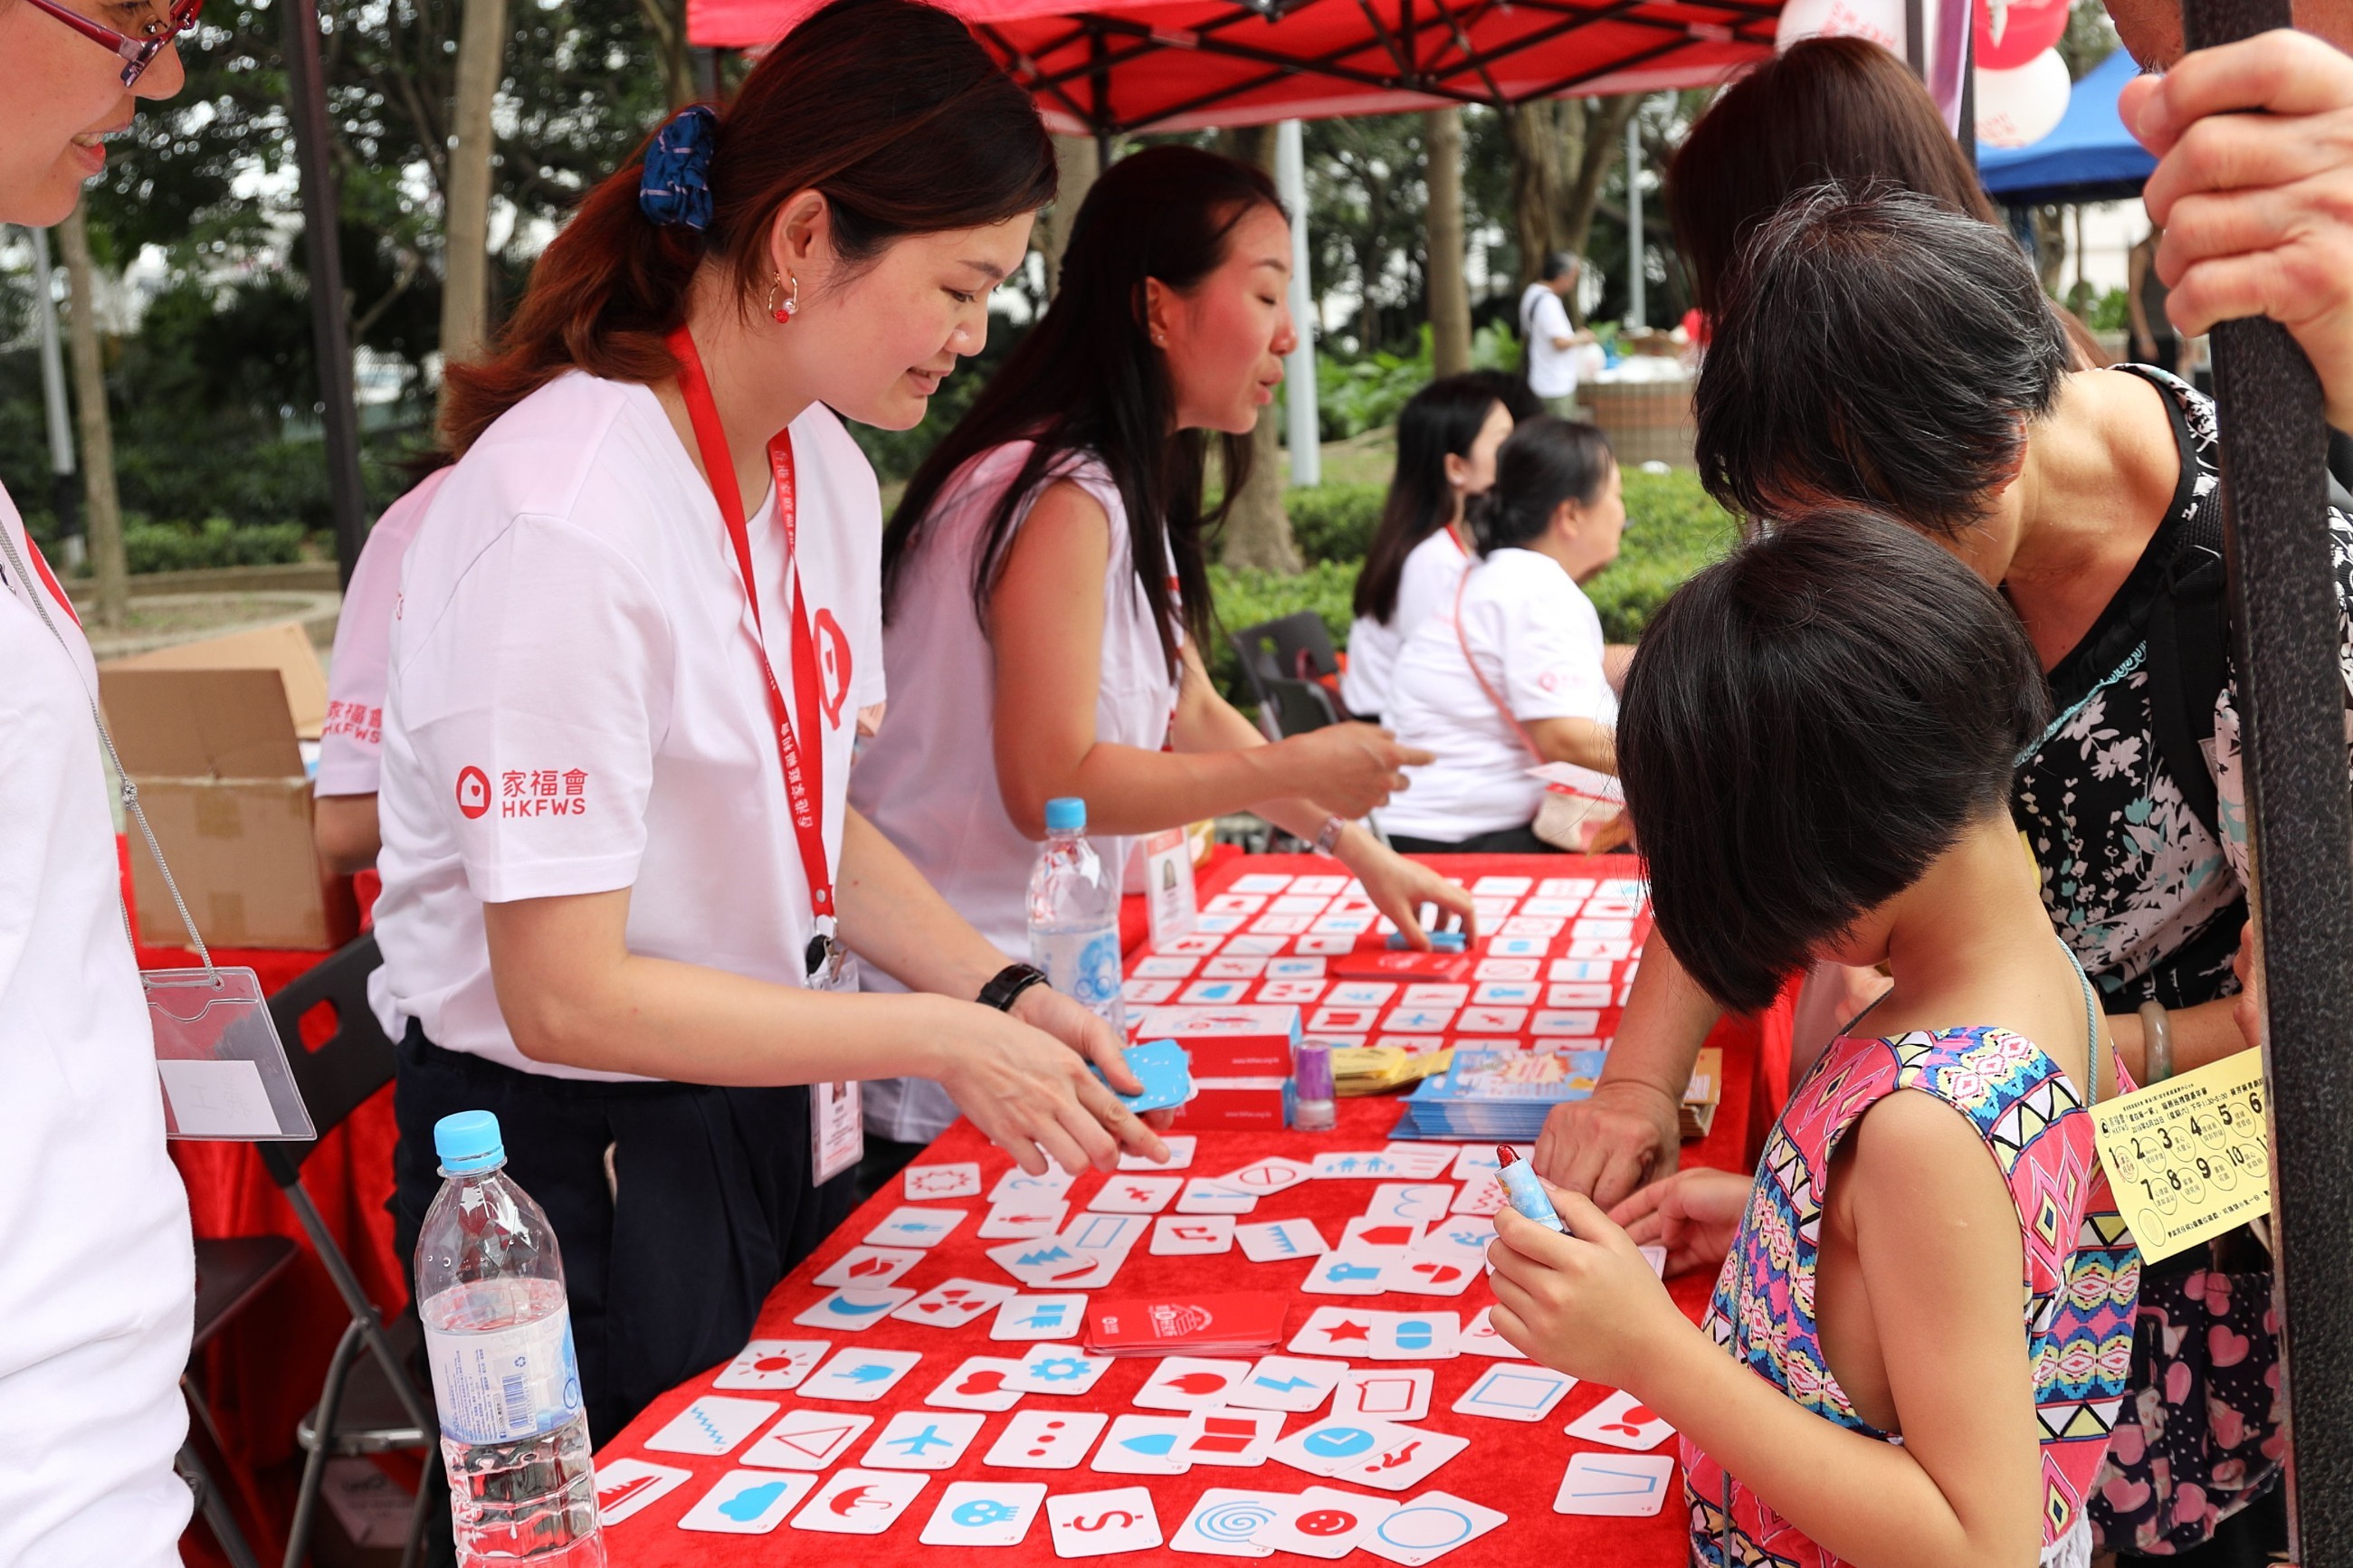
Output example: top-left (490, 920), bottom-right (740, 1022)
top-left (1026, 796), bottom-right (1126, 1034)
top-left (415, 1110), bottom-right (604, 1565)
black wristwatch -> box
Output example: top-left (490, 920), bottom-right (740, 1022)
top-left (977, 962), bottom-right (1052, 1013)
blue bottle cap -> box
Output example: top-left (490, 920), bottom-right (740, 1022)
top-left (433, 1109), bottom-right (505, 1174)
top-left (1044, 797), bottom-right (1087, 832)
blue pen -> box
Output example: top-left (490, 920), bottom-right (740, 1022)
top-left (1494, 1145), bottom-right (1567, 1233)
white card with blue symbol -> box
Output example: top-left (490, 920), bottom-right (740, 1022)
top-left (1367, 1310), bottom-right (1460, 1361)
top-left (1005, 1343), bottom-right (1112, 1396)
top-left (859, 1410), bottom-right (984, 1470)
top-left (678, 1468), bottom-right (818, 1534)
top-left (1236, 1217), bottom-right (1328, 1262)
top-left (920, 1479), bottom-right (1049, 1545)
top-left (1267, 1415), bottom-right (1423, 1478)
top-left (1170, 1487), bottom-right (1291, 1557)
top-left (795, 1347), bottom-right (922, 1402)
top-left (1551, 1451), bottom-right (1675, 1516)
top-left (1358, 1489), bottom-right (1508, 1565)
top-left (862, 1205), bottom-right (965, 1249)
top-left (1091, 1413), bottom-right (1195, 1475)
top-left (643, 1395), bottom-right (776, 1456)
top-left (989, 1292), bottom-right (1087, 1340)
top-left (1451, 1363), bottom-right (1576, 1422)
top-left (792, 1286), bottom-right (918, 1332)
top-left (1300, 1247), bottom-right (1392, 1296)
top-left (1223, 1354), bottom-right (1347, 1412)
top-left (788, 1468), bottom-right (927, 1535)
top-left (990, 1166), bottom-right (1078, 1204)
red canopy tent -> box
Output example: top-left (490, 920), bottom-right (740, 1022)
top-left (688, 0), bottom-right (1781, 132)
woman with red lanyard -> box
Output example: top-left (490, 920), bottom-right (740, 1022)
top-left (374, 0), bottom-right (1165, 1448)
top-left (0, 0), bottom-right (200, 1557)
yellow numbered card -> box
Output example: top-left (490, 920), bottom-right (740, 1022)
top-left (2090, 1050), bottom-right (2271, 1263)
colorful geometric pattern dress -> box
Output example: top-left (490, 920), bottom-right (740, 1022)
top-left (1681, 1025), bottom-right (2141, 1567)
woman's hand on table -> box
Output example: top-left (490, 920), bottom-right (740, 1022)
top-left (1534, 1079), bottom-right (1682, 1210)
top-left (1609, 1166), bottom-right (1749, 1278)
top-left (1487, 1177), bottom-right (1691, 1391)
top-left (931, 996), bottom-right (1168, 1176)
top-left (1341, 832), bottom-right (1480, 947)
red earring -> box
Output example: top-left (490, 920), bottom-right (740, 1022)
top-left (768, 271), bottom-right (799, 324)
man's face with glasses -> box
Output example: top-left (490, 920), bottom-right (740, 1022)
top-left (0, 0), bottom-right (193, 226)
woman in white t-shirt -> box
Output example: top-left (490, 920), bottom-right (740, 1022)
top-left (1382, 417), bottom-right (1625, 851)
top-left (858, 147), bottom-right (1479, 1149)
top-left (0, 5), bottom-right (197, 1562)
top-left (1339, 375), bottom-right (1515, 721)
top-left (376, 0), bottom-right (1164, 1446)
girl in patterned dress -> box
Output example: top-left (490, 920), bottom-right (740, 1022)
top-left (1488, 508), bottom-right (2138, 1568)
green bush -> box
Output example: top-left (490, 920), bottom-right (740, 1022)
top-left (1584, 468), bottom-right (1739, 642)
top-left (1287, 482), bottom-right (1385, 565)
top-left (1315, 322), bottom-right (1524, 441)
top-left (122, 516), bottom-right (308, 575)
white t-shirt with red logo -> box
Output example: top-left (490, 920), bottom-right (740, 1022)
top-left (374, 373), bottom-right (885, 1082)
top-left (1380, 546), bottom-right (1615, 841)
top-left (316, 465), bottom-right (451, 797)
top-left (1338, 524), bottom-right (1472, 721)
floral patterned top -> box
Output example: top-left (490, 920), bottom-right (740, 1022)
top-left (1682, 1026), bottom-right (2141, 1568)
top-left (2013, 367), bottom-right (2353, 1012)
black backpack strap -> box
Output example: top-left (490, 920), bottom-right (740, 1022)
top-left (2144, 488), bottom-right (2230, 844)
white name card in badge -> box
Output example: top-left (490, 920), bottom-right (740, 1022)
top-left (1145, 828), bottom-right (1200, 950)
top-left (805, 931), bottom-right (864, 1183)
top-left (148, 967), bottom-right (317, 1140)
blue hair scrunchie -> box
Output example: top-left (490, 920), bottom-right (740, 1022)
top-left (639, 104), bottom-right (719, 233)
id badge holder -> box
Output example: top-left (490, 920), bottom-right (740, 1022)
top-left (805, 927), bottom-right (864, 1185)
top-left (147, 966), bottom-right (318, 1140)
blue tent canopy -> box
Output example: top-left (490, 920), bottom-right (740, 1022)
top-left (1978, 48), bottom-right (2156, 205)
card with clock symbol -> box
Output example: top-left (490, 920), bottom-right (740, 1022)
top-left (989, 1293), bottom-right (1087, 1341)
top-left (788, 1468), bottom-right (928, 1535)
top-left (1046, 1486), bottom-right (1163, 1558)
top-left (1564, 1388), bottom-right (1676, 1450)
top-left (1331, 1367), bottom-right (1432, 1422)
top-left (792, 1286), bottom-right (919, 1332)
top-left (922, 1355), bottom-right (1028, 1411)
top-left (1150, 1214), bottom-right (1236, 1255)
top-left (591, 1459), bottom-right (691, 1524)
top-left (1132, 1355), bottom-right (1254, 1411)
top-left (796, 1347), bottom-right (923, 1402)
top-left (858, 1410), bottom-right (985, 1471)
top-left (678, 1468), bottom-right (819, 1534)
top-left (711, 1338), bottom-right (828, 1392)
top-left (1358, 1490), bottom-right (1509, 1566)
top-left (1090, 1413), bottom-right (1196, 1476)
top-left (891, 1278), bottom-right (1015, 1329)
top-left (1451, 1364), bottom-right (1576, 1421)
top-left (813, 1246), bottom-right (923, 1289)
top-left (1005, 1343), bottom-right (1113, 1397)
top-left (1327, 1425), bottom-right (1471, 1492)
top-left (1255, 1486), bottom-right (1399, 1558)
top-left (643, 1395), bottom-right (777, 1457)
top-left (983, 1409), bottom-right (1110, 1469)
top-left (742, 1409), bottom-right (874, 1469)
top-left (900, 1162), bottom-right (982, 1201)
top-left (1170, 1488), bottom-right (1294, 1558)
top-left (1223, 1354), bottom-right (1348, 1412)
top-left (862, 1205), bottom-right (965, 1249)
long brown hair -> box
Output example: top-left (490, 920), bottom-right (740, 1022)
top-left (440, 0), bottom-right (1055, 453)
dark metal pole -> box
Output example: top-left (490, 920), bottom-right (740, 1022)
top-left (2177, 0), bottom-right (2353, 1555)
top-left (279, 0), bottom-right (370, 590)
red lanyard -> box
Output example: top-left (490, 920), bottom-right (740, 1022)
top-left (664, 327), bottom-right (834, 922)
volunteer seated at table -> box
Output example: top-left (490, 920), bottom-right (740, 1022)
top-left (1377, 417), bottom-right (1624, 854)
top-left (1546, 185), bottom-right (2353, 1560)
top-left (0, 2), bottom-right (198, 1560)
top-left (1338, 375), bottom-right (1514, 722)
top-left (376, 0), bottom-right (1164, 1447)
top-left (856, 146), bottom-right (1476, 1150)
top-left (313, 463), bottom-right (452, 876)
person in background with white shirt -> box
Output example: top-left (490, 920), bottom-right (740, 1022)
top-left (857, 147), bottom-right (1478, 1155)
top-left (1519, 252), bottom-right (1599, 419)
top-left (1381, 418), bottom-right (1624, 853)
top-left (0, 2), bottom-right (198, 1562)
top-left (376, 0), bottom-right (1165, 1448)
top-left (1339, 375), bottom-right (1513, 721)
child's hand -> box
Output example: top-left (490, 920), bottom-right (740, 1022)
top-left (1609, 1166), bottom-right (1750, 1278)
top-left (1487, 1177), bottom-right (1688, 1391)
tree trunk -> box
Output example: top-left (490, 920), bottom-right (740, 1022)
top-left (440, 0), bottom-right (512, 379)
top-left (1215, 126), bottom-right (1300, 572)
top-left (2032, 204), bottom-right (2069, 298)
top-left (1038, 136), bottom-right (1099, 299)
top-left (1506, 99), bottom-right (1577, 286)
top-left (1559, 93), bottom-right (1639, 326)
top-left (57, 203), bottom-right (127, 630)
top-left (1424, 108), bottom-right (1472, 377)
top-left (631, 0), bottom-right (695, 109)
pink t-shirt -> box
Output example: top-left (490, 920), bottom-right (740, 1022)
top-left (317, 467), bottom-right (451, 796)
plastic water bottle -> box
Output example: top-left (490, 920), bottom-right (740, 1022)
top-left (415, 1110), bottom-right (604, 1565)
top-left (1026, 796), bottom-right (1126, 1033)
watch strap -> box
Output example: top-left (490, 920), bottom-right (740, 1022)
top-left (978, 962), bottom-right (1051, 1013)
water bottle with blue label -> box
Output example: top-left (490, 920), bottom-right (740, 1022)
top-left (415, 1110), bottom-right (604, 1564)
top-left (1026, 796), bottom-right (1127, 1035)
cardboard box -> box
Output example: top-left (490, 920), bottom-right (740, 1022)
top-left (1171, 1077), bottom-right (1289, 1130)
top-left (1127, 1004), bottom-right (1301, 1079)
top-left (100, 622), bottom-right (355, 951)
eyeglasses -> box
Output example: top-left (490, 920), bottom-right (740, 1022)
top-left (25, 0), bottom-right (204, 86)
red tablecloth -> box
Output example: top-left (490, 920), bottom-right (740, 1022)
top-left (596, 852), bottom-right (1784, 1565)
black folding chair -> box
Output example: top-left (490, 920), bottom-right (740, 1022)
top-left (1259, 674), bottom-right (1343, 737)
top-left (257, 934), bottom-right (442, 1568)
top-left (181, 1234), bottom-right (298, 1566)
top-left (1227, 611), bottom-right (1340, 708)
